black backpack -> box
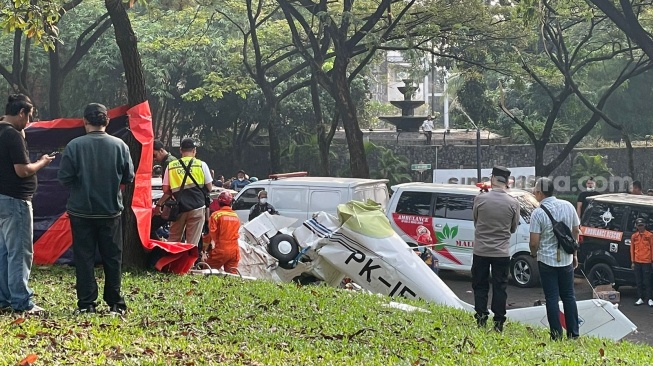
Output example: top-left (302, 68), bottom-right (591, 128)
top-left (540, 205), bottom-right (579, 254)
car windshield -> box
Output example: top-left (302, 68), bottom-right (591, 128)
top-left (510, 192), bottom-right (539, 224)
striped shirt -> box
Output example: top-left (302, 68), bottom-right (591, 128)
top-left (530, 196), bottom-right (580, 267)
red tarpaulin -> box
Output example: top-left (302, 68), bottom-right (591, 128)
top-left (29, 102), bottom-right (197, 274)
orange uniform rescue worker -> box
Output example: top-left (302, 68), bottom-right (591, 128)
top-left (631, 218), bottom-right (653, 307)
top-left (206, 192), bottom-right (241, 273)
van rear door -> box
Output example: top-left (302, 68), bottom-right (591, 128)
top-left (580, 202), bottom-right (629, 269)
top-left (352, 183), bottom-right (389, 208)
top-left (389, 190), bottom-right (434, 247)
top-left (432, 193), bottom-right (475, 270)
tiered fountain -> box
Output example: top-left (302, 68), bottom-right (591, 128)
top-left (379, 79), bottom-right (428, 132)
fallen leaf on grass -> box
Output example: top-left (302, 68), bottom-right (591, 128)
top-left (18, 354), bottom-right (37, 365)
top-left (140, 317), bottom-right (150, 328)
top-left (348, 328), bottom-right (373, 341)
top-left (186, 290), bottom-right (194, 296)
top-left (16, 334), bottom-right (27, 339)
top-left (599, 348), bottom-right (605, 357)
top-left (321, 333), bottom-right (344, 340)
top-left (12, 317), bottom-right (26, 325)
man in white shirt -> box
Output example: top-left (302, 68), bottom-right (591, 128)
top-left (421, 115), bottom-right (434, 145)
top-left (529, 177), bottom-right (580, 340)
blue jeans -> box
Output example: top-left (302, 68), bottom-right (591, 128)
top-left (538, 262), bottom-right (579, 339)
top-left (0, 194), bottom-right (34, 311)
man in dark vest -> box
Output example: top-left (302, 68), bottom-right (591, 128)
top-left (248, 190), bottom-right (278, 221)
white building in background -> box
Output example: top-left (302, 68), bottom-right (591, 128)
top-left (369, 50), bottom-right (450, 130)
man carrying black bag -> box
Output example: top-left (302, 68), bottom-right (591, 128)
top-left (529, 177), bottom-right (581, 340)
top-left (155, 138), bottom-right (212, 247)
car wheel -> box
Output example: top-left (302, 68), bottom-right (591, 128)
top-left (511, 255), bottom-right (540, 288)
top-left (268, 234), bottom-right (300, 269)
top-left (588, 263), bottom-right (614, 286)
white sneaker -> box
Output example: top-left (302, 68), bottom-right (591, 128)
top-left (24, 305), bottom-right (45, 314)
top-left (648, 299), bottom-right (653, 307)
top-left (635, 298), bottom-right (644, 306)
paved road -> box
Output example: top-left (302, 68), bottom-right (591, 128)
top-left (437, 270), bottom-right (653, 346)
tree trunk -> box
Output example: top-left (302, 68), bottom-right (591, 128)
top-left (310, 74), bottom-right (330, 176)
top-left (622, 132), bottom-right (636, 180)
top-left (48, 47), bottom-right (64, 118)
top-left (534, 142), bottom-right (548, 177)
top-left (332, 62), bottom-right (369, 178)
top-left (317, 125), bottom-right (330, 176)
top-left (105, 0), bottom-right (148, 269)
top-left (267, 109), bottom-right (281, 174)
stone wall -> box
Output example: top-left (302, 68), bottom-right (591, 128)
top-left (199, 142), bottom-right (653, 190)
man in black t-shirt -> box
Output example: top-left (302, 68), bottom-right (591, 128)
top-left (0, 94), bottom-right (53, 314)
top-left (576, 177), bottom-right (600, 218)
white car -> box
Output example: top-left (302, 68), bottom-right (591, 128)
top-left (386, 183), bottom-right (540, 287)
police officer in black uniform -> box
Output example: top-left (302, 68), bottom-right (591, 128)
top-left (249, 190), bottom-right (278, 221)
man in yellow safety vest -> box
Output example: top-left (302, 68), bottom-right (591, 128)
top-left (156, 138), bottom-right (212, 246)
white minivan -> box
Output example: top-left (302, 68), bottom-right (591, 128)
top-left (386, 183), bottom-right (540, 287)
top-left (232, 174), bottom-right (390, 226)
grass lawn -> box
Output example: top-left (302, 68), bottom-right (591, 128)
top-left (2, 266), bottom-right (651, 365)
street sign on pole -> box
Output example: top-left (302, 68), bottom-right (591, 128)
top-left (411, 163), bottom-right (431, 171)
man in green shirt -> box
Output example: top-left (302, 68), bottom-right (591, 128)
top-left (153, 140), bottom-right (176, 171)
top-left (58, 103), bottom-right (134, 316)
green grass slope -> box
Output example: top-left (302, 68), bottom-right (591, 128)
top-left (1, 266), bottom-right (650, 365)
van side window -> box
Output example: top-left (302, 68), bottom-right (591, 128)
top-left (395, 192), bottom-right (432, 216)
top-left (274, 188), bottom-right (306, 211)
top-left (232, 188), bottom-right (263, 210)
top-left (442, 194), bottom-right (474, 221)
top-left (433, 196), bottom-right (447, 218)
top-left (311, 190), bottom-right (341, 212)
top-left (583, 202), bottom-right (626, 231)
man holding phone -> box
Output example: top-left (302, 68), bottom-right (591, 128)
top-left (0, 94), bottom-right (54, 314)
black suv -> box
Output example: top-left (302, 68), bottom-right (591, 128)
top-left (579, 194), bottom-right (653, 288)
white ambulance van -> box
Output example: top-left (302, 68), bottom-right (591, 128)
top-left (386, 182), bottom-right (540, 287)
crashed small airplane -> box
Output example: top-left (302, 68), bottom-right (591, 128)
top-left (193, 200), bottom-right (637, 341)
